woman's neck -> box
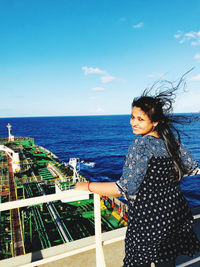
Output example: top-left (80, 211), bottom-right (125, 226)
top-left (143, 131), bottom-right (160, 138)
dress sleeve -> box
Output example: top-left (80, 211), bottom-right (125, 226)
top-left (115, 138), bottom-right (150, 199)
top-left (180, 143), bottom-right (199, 176)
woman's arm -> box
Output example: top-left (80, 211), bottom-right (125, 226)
top-left (75, 182), bottom-right (122, 197)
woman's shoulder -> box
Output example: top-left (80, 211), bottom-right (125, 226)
top-left (128, 136), bottom-right (157, 153)
top-left (129, 135), bottom-right (167, 157)
top-left (132, 135), bottom-right (163, 146)
top-left (129, 136), bottom-right (146, 149)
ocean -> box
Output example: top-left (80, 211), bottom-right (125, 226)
top-left (0, 114), bottom-right (200, 207)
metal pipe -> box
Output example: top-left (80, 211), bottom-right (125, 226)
top-left (38, 183), bottom-right (72, 242)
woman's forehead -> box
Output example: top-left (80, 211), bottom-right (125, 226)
top-left (132, 106), bottom-right (148, 117)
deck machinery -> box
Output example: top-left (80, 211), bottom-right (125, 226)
top-left (0, 127), bottom-right (128, 261)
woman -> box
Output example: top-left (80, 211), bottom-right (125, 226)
top-left (75, 82), bottom-right (200, 267)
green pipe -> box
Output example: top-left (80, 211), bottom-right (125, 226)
top-left (47, 203), bottom-right (73, 242)
top-left (34, 206), bottom-right (51, 247)
top-left (31, 206), bottom-right (48, 249)
top-left (30, 212), bottom-right (32, 243)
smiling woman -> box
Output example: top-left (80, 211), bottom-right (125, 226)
top-left (75, 76), bottom-right (200, 267)
top-left (130, 106), bottom-right (159, 137)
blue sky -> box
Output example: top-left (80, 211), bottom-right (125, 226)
top-left (0, 0), bottom-right (200, 117)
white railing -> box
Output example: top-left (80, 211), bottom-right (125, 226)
top-left (0, 190), bottom-right (107, 267)
top-left (0, 190), bottom-right (199, 267)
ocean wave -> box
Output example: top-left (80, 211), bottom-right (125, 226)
top-left (81, 160), bottom-right (96, 167)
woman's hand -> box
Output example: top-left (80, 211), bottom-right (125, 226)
top-left (74, 182), bottom-right (88, 191)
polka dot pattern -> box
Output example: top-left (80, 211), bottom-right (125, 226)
top-left (123, 156), bottom-right (200, 266)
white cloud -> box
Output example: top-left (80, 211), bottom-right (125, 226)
top-left (174, 31), bottom-right (182, 39)
top-left (188, 73), bottom-right (200, 81)
top-left (194, 53), bottom-right (200, 59)
top-left (82, 66), bottom-right (118, 84)
top-left (101, 75), bottom-right (115, 83)
top-left (174, 30), bottom-right (200, 46)
top-left (82, 66), bottom-right (105, 75)
top-left (185, 32), bottom-right (196, 38)
top-left (132, 22), bottom-right (144, 29)
top-left (91, 87), bottom-right (105, 91)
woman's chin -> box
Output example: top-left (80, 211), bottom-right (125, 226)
top-left (133, 129), bottom-right (141, 135)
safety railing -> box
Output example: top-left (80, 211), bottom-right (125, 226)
top-left (0, 190), bottom-right (108, 267)
top-left (0, 190), bottom-right (199, 267)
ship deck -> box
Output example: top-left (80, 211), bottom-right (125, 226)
top-left (0, 137), bottom-right (128, 264)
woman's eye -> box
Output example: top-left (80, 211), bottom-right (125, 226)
top-left (138, 118), bottom-right (144, 121)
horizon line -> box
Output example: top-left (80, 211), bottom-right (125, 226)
top-left (0, 112), bottom-right (199, 119)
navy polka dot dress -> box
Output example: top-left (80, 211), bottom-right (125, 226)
top-left (116, 136), bottom-right (200, 266)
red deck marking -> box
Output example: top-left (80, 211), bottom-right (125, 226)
top-left (8, 156), bottom-right (25, 256)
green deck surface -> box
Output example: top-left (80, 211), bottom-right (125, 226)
top-left (0, 137), bottom-right (126, 260)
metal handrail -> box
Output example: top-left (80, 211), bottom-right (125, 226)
top-left (0, 189), bottom-right (106, 267)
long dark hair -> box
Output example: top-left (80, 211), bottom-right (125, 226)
top-left (132, 73), bottom-right (191, 181)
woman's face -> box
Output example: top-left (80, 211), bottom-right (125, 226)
top-left (130, 106), bottom-right (158, 137)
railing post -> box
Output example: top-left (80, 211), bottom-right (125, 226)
top-left (94, 193), bottom-right (106, 267)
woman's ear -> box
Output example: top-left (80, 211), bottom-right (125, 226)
top-left (153, 121), bottom-right (159, 128)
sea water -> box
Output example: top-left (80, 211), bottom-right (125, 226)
top-left (0, 114), bottom-right (199, 207)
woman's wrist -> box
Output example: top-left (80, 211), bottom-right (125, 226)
top-left (88, 182), bottom-right (92, 192)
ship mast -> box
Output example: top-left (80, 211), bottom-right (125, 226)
top-left (7, 123), bottom-right (14, 141)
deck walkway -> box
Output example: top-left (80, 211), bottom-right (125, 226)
top-left (8, 156), bottom-right (25, 257)
top-left (39, 240), bottom-right (124, 267)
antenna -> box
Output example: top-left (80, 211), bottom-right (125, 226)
top-left (7, 123), bottom-right (12, 141)
top-left (69, 158), bottom-right (80, 184)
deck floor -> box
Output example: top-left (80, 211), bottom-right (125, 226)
top-left (39, 240), bottom-right (125, 267)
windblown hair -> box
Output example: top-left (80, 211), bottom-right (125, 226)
top-left (132, 71), bottom-right (192, 181)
